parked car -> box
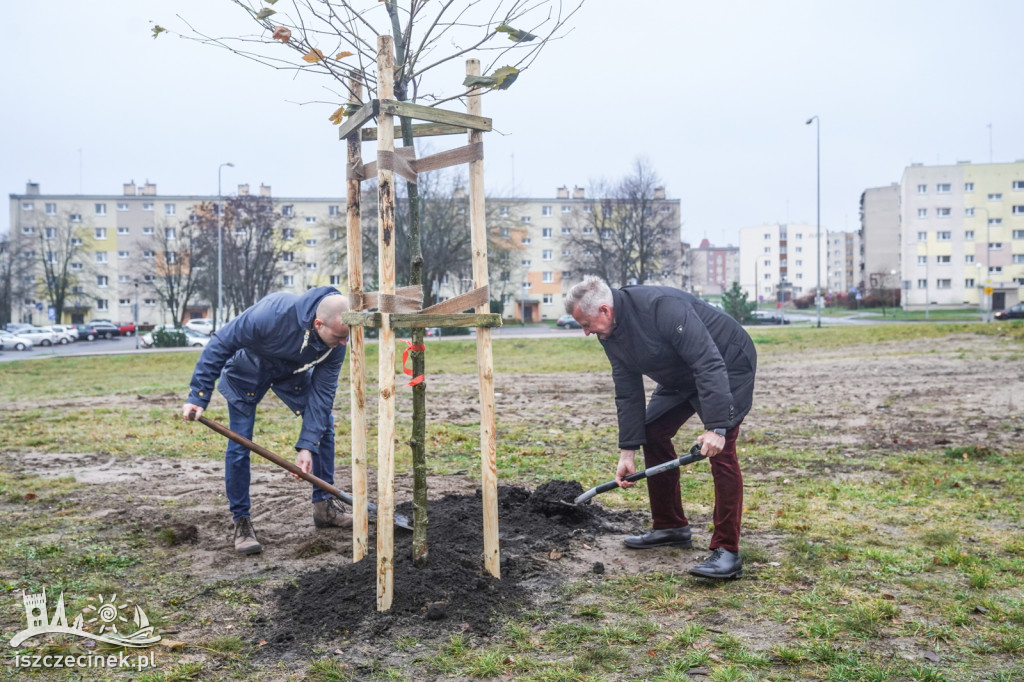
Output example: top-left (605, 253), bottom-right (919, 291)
top-left (0, 331), bottom-right (35, 351)
top-left (43, 325), bottom-right (75, 344)
top-left (556, 314), bottom-right (582, 329)
top-left (184, 329), bottom-right (211, 347)
top-left (17, 327), bottom-right (60, 346)
top-left (994, 302), bottom-right (1024, 321)
top-left (51, 324), bottom-right (79, 341)
top-left (118, 321), bottom-right (137, 336)
top-left (5, 322), bottom-right (33, 334)
top-left (184, 318), bottom-right (214, 335)
top-left (75, 322), bottom-right (121, 341)
top-left (750, 310), bottom-right (790, 325)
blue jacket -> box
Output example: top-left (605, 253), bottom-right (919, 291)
top-left (186, 286), bottom-right (347, 454)
top-left (599, 286), bottom-right (757, 450)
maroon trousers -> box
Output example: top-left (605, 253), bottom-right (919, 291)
top-left (642, 402), bottom-right (743, 553)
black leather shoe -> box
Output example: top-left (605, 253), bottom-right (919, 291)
top-left (689, 547), bottom-right (743, 579)
top-left (623, 527), bottom-right (692, 549)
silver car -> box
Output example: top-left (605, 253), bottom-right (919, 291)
top-left (0, 331), bottom-right (35, 351)
top-left (17, 327), bottom-right (60, 346)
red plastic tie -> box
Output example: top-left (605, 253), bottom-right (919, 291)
top-left (402, 340), bottom-right (426, 386)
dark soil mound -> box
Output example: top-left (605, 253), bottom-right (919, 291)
top-left (259, 483), bottom-right (641, 651)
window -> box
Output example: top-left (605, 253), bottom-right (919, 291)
top-left (988, 242), bottom-right (1003, 250)
top-left (1013, 206), bottom-right (1024, 215)
top-left (165, 227), bottom-right (176, 240)
top-left (282, 205), bottom-right (294, 217)
top-left (543, 294), bottom-right (554, 304)
top-left (142, 202), bottom-right (154, 211)
top-left (521, 259), bottom-right (531, 266)
top-left (283, 275), bottom-right (295, 286)
top-left (763, 246), bottom-right (771, 254)
top-left (305, 239), bottom-right (317, 246)
top-left (328, 205), bottom-right (340, 217)
top-left (917, 255), bottom-right (927, 264)
top-left (583, 204), bottom-right (592, 213)
top-left (795, 233), bottom-right (803, 239)
top-left (1013, 230), bottom-right (1024, 239)
top-left (281, 252), bottom-right (294, 262)
top-left (988, 218), bottom-right (1002, 226)
top-left (542, 206), bottom-right (552, 216)
top-left (964, 182), bottom-right (975, 192)
top-left (764, 233), bottom-right (772, 240)
top-left (97, 275), bottom-right (109, 287)
top-left (143, 275), bottom-right (155, 283)
top-left (937, 183), bottom-right (951, 193)
top-left (70, 214), bottom-right (82, 223)
top-left (142, 250), bottom-right (155, 259)
top-left (21, 226), bottom-right (34, 235)
top-left (521, 237), bottom-right (532, 245)
top-left (95, 251), bottom-right (108, 263)
top-left (70, 285), bottom-right (83, 293)
top-left (763, 259), bottom-right (771, 267)
top-left (988, 193), bottom-right (1002, 201)
top-left (561, 249), bottom-right (571, 258)
top-left (917, 231), bottom-right (927, 241)
top-left (965, 230), bottom-right (974, 240)
top-left (143, 298), bottom-right (157, 306)
top-left (71, 237), bottom-right (82, 246)
top-left (165, 251), bottom-right (177, 264)
top-left (500, 227), bottom-right (510, 239)
top-left (937, 207), bottom-right (951, 217)
top-left (71, 262), bottom-right (83, 271)
top-left (661, 206), bottom-right (672, 213)
top-left (117, 202), bottom-right (129, 211)
top-left (795, 273), bottom-right (803, 280)
top-left (306, 262), bottom-right (317, 270)
top-left (936, 279), bottom-right (952, 289)
top-left (499, 206), bottom-right (509, 217)
top-left (45, 202), bottom-right (57, 215)
top-left (118, 275), bottom-right (130, 283)
top-left (989, 266), bottom-right (1003, 274)
top-left (119, 298), bottom-right (131, 307)
top-left (601, 205), bottom-right (612, 218)
top-left (1013, 180), bottom-right (1024, 190)
top-left (118, 226), bottom-right (130, 235)
top-left (542, 250), bottom-right (553, 261)
top-left (329, 275), bottom-right (342, 285)
top-left (96, 299), bottom-right (109, 311)
top-left (95, 227), bottom-right (107, 240)
top-left (21, 202), bottom-right (36, 212)
top-left (520, 216), bottom-right (532, 223)
top-left (45, 251), bottom-right (57, 264)
top-left (281, 228), bottom-right (295, 240)
top-left (542, 228), bottom-right (553, 239)
top-left (965, 278), bottom-right (975, 287)
top-left (561, 227), bottom-right (572, 235)
top-left (917, 279), bottom-right (927, 288)
top-left (965, 207), bottom-right (975, 216)
top-left (1013, 254), bottom-right (1024, 264)
top-left (44, 227), bottom-right (57, 239)
top-left (917, 208), bottom-right (927, 218)
top-left (162, 204), bottom-right (175, 216)
top-left (965, 254), bottom-right (975, 263)
top-left (95, 203), bottom-right (106, 215)
top-left (936, 255), bottom-right (951, 263)
top-left (583, 226), bottom-right (594, 235)
top-left (118, 250), bottom-right (130, 259)
top-left (542, 271), bottom-right (554, 283)
top-left (795, 259), bottom-right (803, 266)
top-left (328, 228), bottom-right (341, 240)
top-left (917, 184), bottom-right (927, 194)
top-left (562, 205), bottom-right (572, 213)
top-left (328, 253), bottom-right (339, 264)
top-left (937, 231), bottom-right (951, 240)
top-left (305, 216), bottom-right (316, 224)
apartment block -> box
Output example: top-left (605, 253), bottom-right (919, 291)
top-left (859, 183), bottom-right (901, 293)
top-left (738, 223), bottom-right (828, 305)
top-left (689, 238), bottom-right (739, 297)
top-left (899, 161), bottom-right (1024, 311)
top-left (827, 230), bottom-right (861, 295)
top-left (8, 182), bottom-right (683, 326)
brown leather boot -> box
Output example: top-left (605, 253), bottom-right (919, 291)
top-left (233, 517), bottom-right (262, 555)
top-left (313, 499), bottom-right (353, 528)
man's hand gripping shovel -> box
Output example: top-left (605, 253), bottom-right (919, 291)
top-left (197, 416), bottom-right (413, 531)
top-left (572, 442), bottom-right (706, 505)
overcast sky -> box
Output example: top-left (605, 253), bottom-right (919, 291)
top-left (4, 0), bottom-right (1023, 247)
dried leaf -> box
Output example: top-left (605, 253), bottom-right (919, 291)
top-left (259, 639), bottom-right (268, 646)
top-left (272, 26), bottom-right (291, 43)
top-left (24, 493), bottom-right (36, 500)
top-left (158, 639), bottom-right (187, 651)
top-left (256, 8), bottom-right (276, 20)
top-left (302, 48), bottom-right (325, 63)
top-left (334, 51), bottom-right (354, 60)
top-left (490, 65), bottom-right (520, 90)
top-left (496, 24), bottom-right (537, 42)
top-left (882, 593), bottom-right (896, 600)
top-left (151, 25), bottom-right (166, 39)
top-left (547, 549), bottom-right (563, 561)
top-left (923, 651), bottom-right (941, 663)
top-left (328, 106), bottom-right (346, 125)
top-left (463, 74), bottom-right (497, 88)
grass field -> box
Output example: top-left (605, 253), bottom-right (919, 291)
top-left (1, 322), bottom-right (1023, 680)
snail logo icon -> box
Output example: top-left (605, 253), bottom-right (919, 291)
top-left (10, 588), bottom-right (162, 648)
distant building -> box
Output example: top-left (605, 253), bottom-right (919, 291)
top-left (859, 183), bottom-right (901, 295)
top-left (689, 238), bottom-right (739, 297)
top-left (899, 160), bottom-right (1024, 311)
top-left (827, 230), bottom-right (861, 296)
top-left (738, 222), bottom-right (827, 306)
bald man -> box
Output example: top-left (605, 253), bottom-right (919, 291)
top-left (182, 287), bottom-right (351, 554)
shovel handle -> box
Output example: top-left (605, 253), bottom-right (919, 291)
top-left (573, 442), bottom-right (706, 505)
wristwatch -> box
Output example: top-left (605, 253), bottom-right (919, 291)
top-left (712, 428), bottom-right (727, 437)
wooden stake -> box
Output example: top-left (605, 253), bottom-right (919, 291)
top-left (467, 58), bottom-right (500, 579)
top-left (376, 35), bottom-right (397, 612)
top-left (346, 71), bottom-right (369, 562)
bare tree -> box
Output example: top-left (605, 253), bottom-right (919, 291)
top-left (561, 159), bottom-right (680, 288)
top-left (138, 219), bottom-right (211, 328)
top-left (219, 195), bottom-right (290, 316)
top-left (31, 210), bottom-right (95, 323)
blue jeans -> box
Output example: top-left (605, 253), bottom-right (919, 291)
top-left (225, 403), bottom-right (336, 521)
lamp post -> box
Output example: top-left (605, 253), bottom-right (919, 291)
top-left (217, 162), bottom-right (234, 331)
top-left (890, 269), bottom-right (897, 317)
top-left (974, 206), bottom-right (991, 322)
top-left (133, 278), bottom-right (140, 350)
top-left (805, 115), bottom-right (822, 328)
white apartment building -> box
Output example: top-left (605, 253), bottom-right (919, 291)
top-left (827, 230), bottom-right (861, 295)
top-left (899, 160), bottom-right (1024, 311)
top-left (738, 223), bottom-right (828, 306)
top-left (859, 183), bottom-right (900, 294)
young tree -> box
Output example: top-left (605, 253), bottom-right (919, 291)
top-left (560, 159), bottom-right (680, 288)
top-left (721, 281), bottom-right (755, 324)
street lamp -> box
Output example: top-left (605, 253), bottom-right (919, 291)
top-left (973, 206), bottom-right (991, 322)
top-left (890, 269), bottom-right (897, 317)
top-left (217, 162), bottom-right (234, 330)
top-left (805, 115), bottom-right (822, 328)
top-left (133, 278), bottom-right (140, 350)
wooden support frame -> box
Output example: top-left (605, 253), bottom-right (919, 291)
top-left (344, 39), bottom-right (502, 612)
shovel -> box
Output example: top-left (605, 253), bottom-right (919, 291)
top-left (198, 416), bottom-right (414, 531)
top-left (573, 442), bottom-right (706, 505)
